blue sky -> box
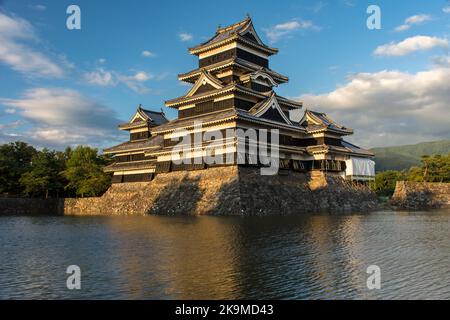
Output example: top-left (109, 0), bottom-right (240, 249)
top-left (0, 0), bottom-right (449, 149)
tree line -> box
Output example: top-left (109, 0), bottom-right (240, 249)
top-left (373, 153), bottom-right (450, 197)
top-left (0, 141), bottom-right (112, 198)
top-left (2, 141), bottom-right (448, 199)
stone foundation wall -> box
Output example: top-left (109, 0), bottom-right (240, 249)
top-left (62, 166), bottom-right (378, 216)
top-left (63, 166), bottom-right (240, 216)
top-left (238, 168), bottom-right (378, 215)
top-left (391, 181), bottom-right (450, 209)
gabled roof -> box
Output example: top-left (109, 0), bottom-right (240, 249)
top-left (185, 70), bottom-right (224, 97)
top-left (150, 106), bottom-right (307, 135)
top-left (178, 57), bottom-right (289, 84)
top-left (275, 95), bottom-right (303, 109)
top-left (299, 109), bottom-right (353, 135)
top-left (251, 70), bottom-right (278, 86)
top-left (165, 83), bottom-right (269, 108)
top-left (248, 93), bottom-right (293, 125)
top-left (139, 107), bottom-right (168, 125)
top-left (118, 106), bottom-right (168, 130)
top-left (188, 16), bottom-right (278, 56)
top-left (236, 109), bottom-right (307, 133)
top-left (240, 70), bottom-right (278, 87)
top-left (151, 109), bottom-right (239, 134)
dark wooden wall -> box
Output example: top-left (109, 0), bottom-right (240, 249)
top-left (199, 48), bottom-right (268, 68)
top-left (130, 131), bottom-right (150, 141)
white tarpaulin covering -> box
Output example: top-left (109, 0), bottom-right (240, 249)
top-left (345, 157), bottom-right (375, 177)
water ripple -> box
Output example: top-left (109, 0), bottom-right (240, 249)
top-left (0, 210), bottom-right (449, 299)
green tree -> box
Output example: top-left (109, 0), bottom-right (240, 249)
top-left (0, 141), bottom-right (37, 195)
top-left (374, 152), bottom-right (450, 197)
top-left (406, 166), bottom-right (424, 182)
top-left (437, 153), bottom-right (450, 182)
top-left (420, 155), bottom-right (430, 181)
top-left (374, 170), bottom-right (405, 196)
top-left (19, 149), bottom-right (67, 198)
top-left (421, 153), bottom-right (450, 182)
top-left (62, 146), bottom-right (111, 197)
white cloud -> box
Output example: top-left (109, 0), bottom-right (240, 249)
top-left (395, 14), bottom-right (431, 32)
top-left (0, 12), bottom-right (65, 78)
top-left (374, 35), bottom-right (448, 57)
top-left (118, 71), bottom-right (153, 94)
top-left (443, 6), bottom-right (450, 14)
top-left (433, 55), bottom-right (450, 67)
top-left (131, 71), bottom-right (151, 82)
top-left (297, 60), bottom-right (450, 147)
top-left (0, 88), bottom-right (124, 148)
top-left (83, 69), bottom-right (153, 93)
top-left (394, 24), bottom-right (410, 32)
top-left (178, 32), bottom-right (193, 42)
top-left (265, 19), bottom-right (319, 43)
top-left (141, 50), bottom-right (155, 57)
top-left (0, 12), bottom-right (34, 37)
top-left (0, 120), bottom-right (23, 130)
top-left (98, 58), bottom-right (106, 64)
top-left (117, 71), bottom-right (153, 94)
top-left (84, 69), bottom-right (117, 86)
top-left (405, 14), bottom-right (431, 25)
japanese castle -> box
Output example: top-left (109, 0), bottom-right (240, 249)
top-left (104, 16), bottom-right (375, 183)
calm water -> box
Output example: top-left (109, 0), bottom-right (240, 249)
top-left (0, 210), bottom-right (449, 299)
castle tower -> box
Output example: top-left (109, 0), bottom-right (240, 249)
top-left (104, 16), bottom-right (374, 183)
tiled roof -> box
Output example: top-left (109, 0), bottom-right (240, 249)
top-left (178, 57), bottom-right (289, 83)
top-left (247, 98), bottom-right (267, 115)
top-left (341, 140), bottom-right (374, 156)
top-left (118, 106), bottom-right (168, 130)
top-left (301, 110), bottom-right (353, 134)
top-left (103, 160), bottom-right (156, 172)
top-left (165, 83), bottom-right (269, 107)
top-left (236, 58), bottom-right (288, 82)
top-left (188, 17), bottom-right (277, 54)
top-left (306, 142), bottom-right (374, 157)
top-left (140, 108), bottom-right (168, 126)
top-left (103, 135), bottom-right (164, 154)
top-left (159, 97), bottom-right (305, 133)
top-left (152, 109), bottom-right (238, 133)
top-left (248, 93), bottom-right (302, 115)
top-left (209, 19), bottom-right (251, 45)
top-left (118, 120), bottom-right (148, 130)
top-left (236, 109), bottom-right (306, 132)
top-left (190, 17), bottom-right (252, 49)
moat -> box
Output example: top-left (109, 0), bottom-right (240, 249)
top-left (1, 209), bottom-right (449, 299)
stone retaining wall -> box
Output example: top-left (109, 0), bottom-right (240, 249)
top-left (238, 167), bottom-right (378, 215)
top-left (1, 166), bottom-right (379, 216)
top-left (391, 181), bottom-right (450, 210)
top-left (64, 166), bottom-right (240, 216)
top-left (62, 166), bottom-right (378, 216)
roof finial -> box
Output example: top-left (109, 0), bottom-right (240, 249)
top-left (246, 13), bottom-right (251, 19)
top-left (138, 103), bottom-right (142, 109)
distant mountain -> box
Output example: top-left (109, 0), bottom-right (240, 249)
top-left (371, 140), bottom-right (450, 171)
